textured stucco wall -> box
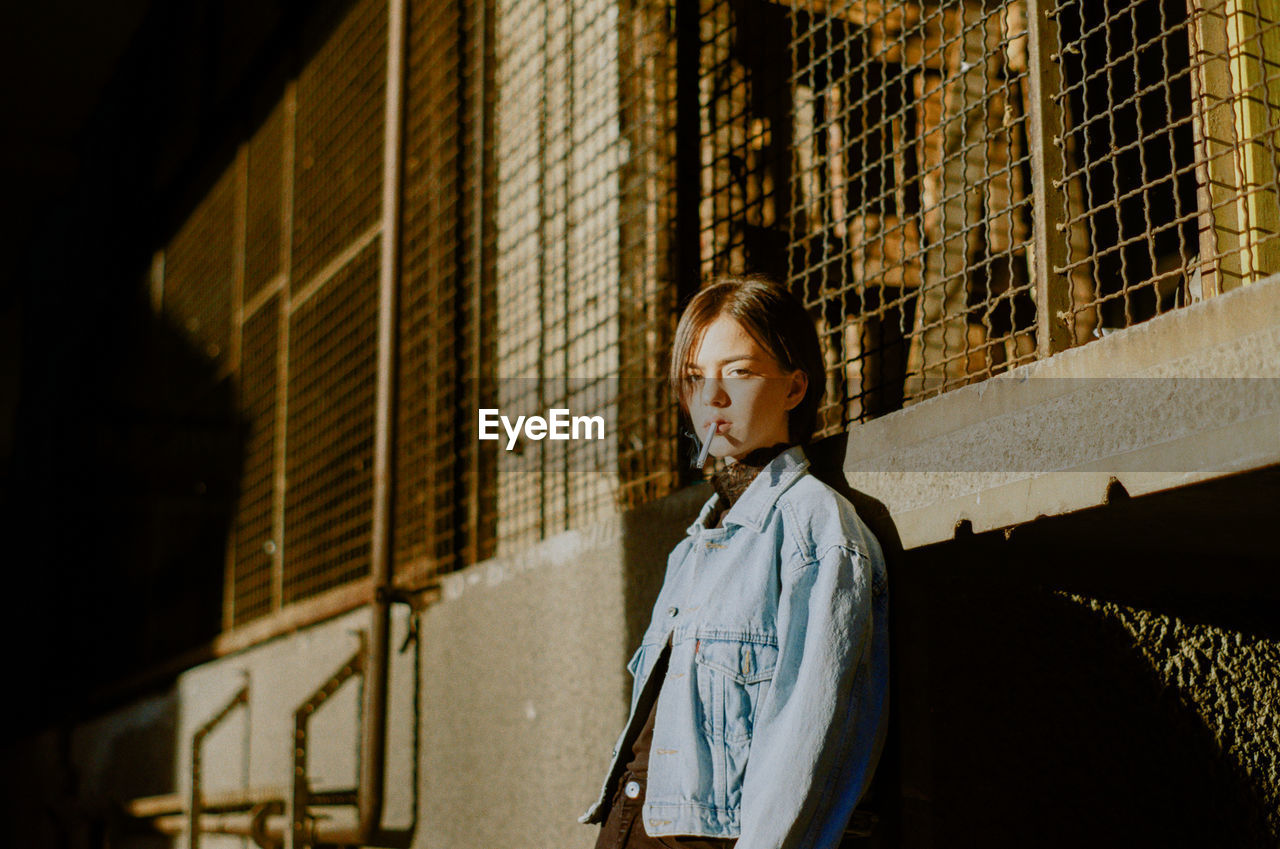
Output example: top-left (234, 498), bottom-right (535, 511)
top-left (890, 485), bottom-right (1280, 849)
top-left (416, 484), bottom-right (702, 849)
top-left (1064, 595), bottom-right (1280, 841)
top-left (417, 521), bottom-right (629, 849)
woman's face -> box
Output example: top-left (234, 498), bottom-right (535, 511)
top-left (682, 313), bottom-right (807, 463)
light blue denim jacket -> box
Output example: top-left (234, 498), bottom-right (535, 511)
top-left (581, 445), bottom-right (889, 849)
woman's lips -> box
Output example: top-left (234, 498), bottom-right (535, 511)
top-left (706, 420), bottom-right (730, 434)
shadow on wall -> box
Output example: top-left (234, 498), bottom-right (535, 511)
top-left (1, 243), bottom-right (245, 845)
top-left (894, 477), bottom-right (1280, 849)
top-left (0, 692), bottom-right (179, 849)
top-left (4, 265), bottom-right (245, 734)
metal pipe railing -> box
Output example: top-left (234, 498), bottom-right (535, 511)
top-left (357, 0), bottom-right (410, 842)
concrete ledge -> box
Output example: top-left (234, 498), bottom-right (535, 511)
top-left (842, 272), bottom-right (1280, 549)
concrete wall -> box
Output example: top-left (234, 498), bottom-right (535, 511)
top-left (417, 482), bottom-right (707, 848)
top-left (889, 507), bottom-right (1280, 848)
top-left (417, 519), bottom-right (629, 848)
top-left (54, 480), bottom-right (702, 849)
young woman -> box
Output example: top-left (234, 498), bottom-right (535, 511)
top-left (581, 276), bottom-right (889, 849)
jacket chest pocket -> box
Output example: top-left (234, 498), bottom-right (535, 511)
top-left (694, 637), bottom-right (778, 744)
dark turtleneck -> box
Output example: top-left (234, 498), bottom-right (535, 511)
top-left (705, 442), bottom-right (795, 529)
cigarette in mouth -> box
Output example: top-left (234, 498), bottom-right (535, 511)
top-left (697, 421), bottom-right (717, 468)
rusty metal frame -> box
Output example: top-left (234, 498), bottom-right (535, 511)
top-left (274, 80), bottom-right (296, 618)
top-left (1027, 0), bottom-right (1073, 355)
top-left (288, 641), bottom-right (366, 849)
top-left (189, 679), bottom-right (249, 849)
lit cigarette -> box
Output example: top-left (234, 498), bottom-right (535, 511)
top-left (697, 421), bottom-right (717, 468)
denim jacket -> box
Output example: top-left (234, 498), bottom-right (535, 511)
top-left (581, 445), bottom-right (889, 849)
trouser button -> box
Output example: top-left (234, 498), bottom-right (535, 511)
top-left (624, 780), bottom-right (641, 799)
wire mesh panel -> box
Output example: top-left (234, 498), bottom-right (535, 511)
top-left (292, 0), bottom-right (388, 288)
top-left (492, 0), bottom-right (550, 552)
top-left (244, 101), bottom-right (286, 302)
top-left (478, 0), bottom-right (679, 559)
top-left (449, 0), bottom-right (503, 572)
top-left (396, 0), bottom-right (465, 586)
top-left (164, 163), bottom-right (239, 366)
top-left (147, 0), bottom-right (1280, 638)
top-left (697, 0), bottom-right (790, 281)
top-left (1050, 0), bottom-right (1280, 339)
top-left (283, 239), bottom-right (380, 604)
top-left (693, 0), bottom-right (1036, 433)
top-left (615, 0), bottom-right (683, 509)
top-left (798, 1), bottom-right (1036, 428)
top-left (232, 294), bottom-right (280, 626)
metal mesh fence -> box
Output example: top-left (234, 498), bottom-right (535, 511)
top-left (1050, 0), bottom-right (1280, 337)
top-left (479, 0), bottom-right (682, 558)
top-left (490, 0), bottom-right (614, 552)
top-left (615, 0), bottom-right (684, 509)
top-left (164, 163), bottom-right (238, 367)
top-left (292, 0), bottom-right (387, 288)
top-left (244, 102), bottom-right (285, 302)
top-left (771, 1), bottom-right (1036, 429)
top-left (147, 0), bottom-right (1279, 637)
top-left (283, 239), bottom-right (380, 604)
top-left (232, 294), bottom-right (279, 626)
top-left (396, 0), bottom-right (466, 586)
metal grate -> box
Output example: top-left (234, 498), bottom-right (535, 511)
top-left (396, 0), bottom-right (466, 585)
top-left (232, 294), bottom-right (279, 626)
top-left (159, 0), bottom-right (392, 628)
top-left (244, 101), bottom-right (285, 302)
top-left (155, 0), bottom-right (1280, 638)
top-left (164, 163), bottom-right (239, 366)
top-left (793, 1), bottom-right (1036, 427)
top-left (692, 1), bottom-right (1037, 431)
top-left (1051, 0), bottom-right (1280, 338)
top-left (292, 0), bottom-right (387, 288)
top-left (479, 0), bottom-right (682, 558)
top-left (614, 0), bottom-right (684, 510)
top-left (283, 239), bottom-right (380, 604)
top-left (454, 0), bottom-right (500, 570)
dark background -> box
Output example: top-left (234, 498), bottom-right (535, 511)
top-left (0, 0), bottom-right (341, 732)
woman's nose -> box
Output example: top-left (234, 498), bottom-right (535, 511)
top-left (701, 376), bottom-right (730, 406)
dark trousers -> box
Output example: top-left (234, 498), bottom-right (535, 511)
top-left (594, 771), bottom-right (736, 849)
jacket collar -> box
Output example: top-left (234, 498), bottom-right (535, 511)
top-left (685, 444), bottom-right (810, 534)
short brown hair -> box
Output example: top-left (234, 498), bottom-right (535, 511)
top-left (668, 275), bottom-right (825, 444)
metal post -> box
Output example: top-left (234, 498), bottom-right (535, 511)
top-left (464, 0), bottom-right (493, 567)
top-left (1025, 0), bottom-right (1074, 355)
top-left (360, 0), bottom-right (408, 842)
top-left (273, 81), bottom-right (297, 618)
top-left (675, 0), bottom-right (703, 488)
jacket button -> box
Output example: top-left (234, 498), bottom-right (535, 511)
top-left (667, 607), bottom-right (678, 617)
top-left (624, 780), bottom-right (641, 799)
